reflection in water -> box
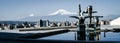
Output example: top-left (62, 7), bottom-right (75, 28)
top-left (96, 33), bottom-right (100, 40)
top-left (75, 29), bottom-right (101, 41)
top-left (104, 31), bottom-right (106, 37)
top-left (77, 31), bottom-right (86, 40)
top-left (74, 32), bottom-right (76, 40)
top-left (77, 24), bottom-right (86, 40)
top-left (39, 30), bottom-right (120, 41)
top-left (89, 32), bottom-right (95, 40)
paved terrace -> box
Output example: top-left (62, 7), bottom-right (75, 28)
top-left (0, 26), bottom-right (119, 43)
top-left (0, 29), bottom-right (69, 38)
top-left (19, 26), bottom-right (77, 31)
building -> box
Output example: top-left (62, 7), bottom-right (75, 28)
top-left (42, 20), bottom-right (49, 27)
top-left (100, 20), bottom-right (110, 25)
top-left (70, 21), bottom-right (77, 26)
top-left (64, 21), bottom-right (70, 26)
top-left (110, 17), bottom-right (120, 25)
top-left (50, 22), bottom-right (57, 27)
top-left (60, 21), bottom-right (70, 26)
top-left (39, 19), bottom-right (43, 27)
top-left (57, 23), bottom-right (61, 27)
top-left (36, 19), bottom-right (50, 27)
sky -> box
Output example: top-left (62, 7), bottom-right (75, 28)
top-left (0, 0), bottom-right (120, 20)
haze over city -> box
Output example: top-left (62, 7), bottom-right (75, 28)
top-left (0, 0), bottom-right (120, 20)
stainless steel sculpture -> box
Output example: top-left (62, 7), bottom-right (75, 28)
top-left (70, 4), bottom-right (103, 32)
top-left (70, 4), bottom-right (86, 32)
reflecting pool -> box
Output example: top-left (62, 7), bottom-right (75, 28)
top-left (38, 31), bottom-right (120, 41)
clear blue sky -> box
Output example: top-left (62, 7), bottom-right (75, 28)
top-left (0, 0), bottom-right (120, 20)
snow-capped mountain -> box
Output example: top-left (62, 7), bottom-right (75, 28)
top-left (19, 9), bottom-right (78, 22)
top-left (18, 9), bottom-right (120, 22)
top-left (19, 14), bottom-right (120, 22)
top-left (49, 9), bottom-right (77, 15)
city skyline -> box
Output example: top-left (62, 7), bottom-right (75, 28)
top-left (0, 0), bottom-right (120, 20)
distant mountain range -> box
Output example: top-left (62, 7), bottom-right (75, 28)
top-left (18, 9), bottom-right (120, 22)
top-left (0, 14), bottom-right (119, 25)
top-left (0, 9), bottom-right (119, 25)
top-left (19, 14), bottom-right (78, 22)
top-left (101, 14), bottom-right (120, 20)
top-left (19, 9), bottom-right (78, 22)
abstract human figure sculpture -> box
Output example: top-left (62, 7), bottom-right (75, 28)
top-left (70, 4), bottom-right (86, 35)
top-left (84, 5), bottom-right (97, 24)
top-left (70, 4), bottom-right (103, 41)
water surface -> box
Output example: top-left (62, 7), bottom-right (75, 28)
top-left (38, 32), bottom-right (120, 41)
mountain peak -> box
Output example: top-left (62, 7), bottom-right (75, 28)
top-left (49, 9), bottom-right (77, 15)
